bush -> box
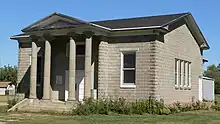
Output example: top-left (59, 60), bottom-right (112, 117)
top-left (72, 97), bottom-right (210, 116)
top-left (7, 96), bottom-right (19, 108)
top-left (72, 98), bottom-right (110, 115)
top-left (7, 97), bottom-right (19, 108)
top-left (211, 100), bottom-right (220, 111)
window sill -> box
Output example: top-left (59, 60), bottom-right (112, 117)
top-left (120, 84), bottom-right (136, 89)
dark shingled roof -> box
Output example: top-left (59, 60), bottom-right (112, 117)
top-left (91, 13), bottom-right (189, 29)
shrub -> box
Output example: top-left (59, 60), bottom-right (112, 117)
top-left (7, 97), bottom-right (19, 109)
top-left (211, 100), bottom-right (220, 111)
top-left (72, 97), bottom-right (210, 116)
top-left (97, 99), bottom-right (109, 115)
top-left (72, 98), bottom-right (98, 115)
top-left (131, 100), bottom-right (144, 115)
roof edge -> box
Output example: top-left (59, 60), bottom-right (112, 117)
top-left (22, 12), bottom-right (90, 32)
top-left (161, 12), bottom-right (190, 27)
top-left (22, 12), bottom-right (58, 32)
top-left (186, 14), bottom-right (210, 50)
top-left (10, 34), bottom-right (30, 40)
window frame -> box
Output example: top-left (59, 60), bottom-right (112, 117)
top-left (66, 42), bottom-right (85, 57)
top-left (174, 58), bottom-right (192, 90)
top-left (174, 59), bottom-right (180, 88)
top-left (120, 49), bottom-right (138, 88)
top-left (188, 62), bottom-right (192, 89)
top-left (179, 60), bottom-right (184, 88)
top-left (184, 62), bottom-right (189, 89)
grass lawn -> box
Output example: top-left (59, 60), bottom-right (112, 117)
top-left (0, 109), bottom-right (220, 124)
top-left (0, 95), bottom-right (8, 102)
top-left (0, 95), bottom-right (220, 124)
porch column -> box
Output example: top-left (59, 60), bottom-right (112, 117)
top-left (42, 40), bottom-right (51, 100)
top-left (84, 34), bottom-right (93, 98)
top-left (29, 41), bottom-right (37, 99)
top-left (68, 36), bottom-right (76, 101)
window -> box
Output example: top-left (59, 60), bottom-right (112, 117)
top-left (184, 62), bottom-right (188, 88)
top-left (76, 55), bottom-right (85, 70)
top-left (180, 60), bottom-right (185, 88)
top-left (66, 43), bottom-right (85, 57)
top-left (120, 52), bottom-right (136, 88)
top-left (66, 42), bottom-right (70, 57)
top-left (175, 59), bottom-right (191, 90)
top-left (174, 59), bottom-right (180, 87)
top-left (188, 63), bottom-right (192, 89)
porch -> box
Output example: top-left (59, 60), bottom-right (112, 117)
top-left (9, 13), bottom-right (112, 102)
top-left (30, 33), bottom-right (101, 101)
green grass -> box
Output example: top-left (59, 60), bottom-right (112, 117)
top-left (0, 110), bottom-right (220, 124)
top-left (0, 95), bottom-right (8, 102)
top-left (0, 95), bottom-right (220, 124)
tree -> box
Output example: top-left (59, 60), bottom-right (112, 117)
top-left (204, 64), bottom-right (220, 94)
top-left (0, 65), bottom-right (17, 85)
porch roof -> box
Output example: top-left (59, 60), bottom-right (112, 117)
top-left (22, 12), bottom-right (109, 32)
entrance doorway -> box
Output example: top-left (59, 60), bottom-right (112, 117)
top-left (37, 56), bottom-right (43, 99)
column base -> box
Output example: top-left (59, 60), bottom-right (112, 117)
top-left (29, 96), bottom-right (37, 99)
top-left (91, 89), bottom-right (97, 100)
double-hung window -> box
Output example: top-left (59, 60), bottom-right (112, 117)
top-left (120, 51), bottom-right (136, 88)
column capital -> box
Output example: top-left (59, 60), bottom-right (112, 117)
top-left (30, 35), bottom-right (40, 42)
top-left (99, 35), bottom-right (110, 42)
top-left (67, 32), bottom-right (78, 40)
top-left (42, 33), bottom-right (55, 41)
top-left (83, 31), bottom-right (94, 38)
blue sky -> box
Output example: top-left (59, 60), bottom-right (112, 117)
top-left (0, 0), bottom-right (219, 68)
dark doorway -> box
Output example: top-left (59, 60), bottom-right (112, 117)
top-left (37, 56), bottom-right (44, 99)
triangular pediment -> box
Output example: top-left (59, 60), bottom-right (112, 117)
top-left (22, 13), bottom-right (88, 32)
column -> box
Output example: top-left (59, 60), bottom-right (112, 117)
top-left (42, 40), bottom-right (51, 100)
top-left (29, 41), bottom-right (37, 99)
top-left (68, 37), bottom-right (76, 101)
top-left (84, 37), bottom-right (92, 98)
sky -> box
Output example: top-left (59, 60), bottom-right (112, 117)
top-left (0, 0), bottom-right (219, 68)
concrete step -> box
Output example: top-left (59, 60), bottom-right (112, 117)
top-left (8, 99), bottom-right (78, 112)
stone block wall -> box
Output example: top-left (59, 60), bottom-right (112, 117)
top-left (155, 24), bottom-right (203, 104)
top-left (98, 37), bottom-right (155, 101)
top-left (17, 43), bottom-right (32, 95)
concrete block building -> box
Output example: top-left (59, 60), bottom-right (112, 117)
top-left (11, 12), bottom-right (209, 108)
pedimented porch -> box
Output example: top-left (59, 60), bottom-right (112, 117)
top-left (32, 35), bottom-right (100, 101)
top-left (10, 13), bottom-right (108, 102)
